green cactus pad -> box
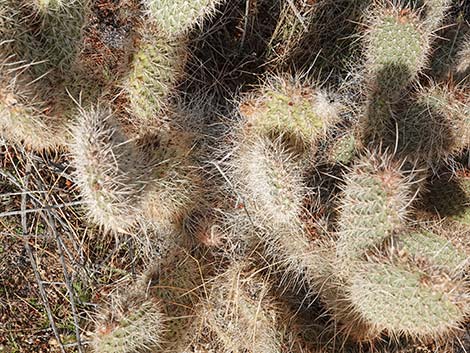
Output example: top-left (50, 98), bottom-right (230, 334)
top-left (366, 8), bottom-right (429, 93)
top-left (334, 227), bottom-right (469, 341)
top-left (144, 0), bottom-right (224, 36)
top-left (124, 31), bottom-right (187, 125)
top-left (240, 77), bottom-right (340, 151)
top-left (397, 231), bottom-right (468, 271)
top-left (349, 260), bottom-right (467, 340)
top-left (361, 5), bottom-right (432, 144)
top-left (93, 288), bottom-right (163, 353)
top-left (328, 132), bottom-right (357, 165)
top-left (336, 154), bottom-right (411, 266)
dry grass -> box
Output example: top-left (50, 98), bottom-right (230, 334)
top-left (0, 141), bottom-right (151, 352)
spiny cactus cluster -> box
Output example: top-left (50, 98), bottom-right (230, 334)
top-left (1, 0), bottom-right (470, 352)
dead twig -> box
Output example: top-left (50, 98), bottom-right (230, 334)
top-left (20, 158), bottom-right (66, 353)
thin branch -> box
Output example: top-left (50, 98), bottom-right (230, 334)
top-left (32, 165), bottom-right (84, 353)
top-left (43, 208), bottom-right (84, 352)
top-left (20, 160), bottom-right (66, 353)
top-left (0, 200), bottom-right (85, 218)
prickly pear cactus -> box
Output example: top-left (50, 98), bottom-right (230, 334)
top-left (345, 229), bottom-right (468, 341)
top-left (239, 76), bottom-right (341, 152)
top-left (335, 153), bottom-right (412, 268)
top-left (1, 0), bottom-right (469, 352)
top-left (0, 0), bottom-right (94, 150)
top-left (360, 4), bottom-right (431, 144)
top-left (143, 0), bottom-right (224, 36)
top-left (92, 284), bottom-right (163, 353)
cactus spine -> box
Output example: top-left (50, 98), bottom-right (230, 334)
top-left (335, 153), bottom-right (412, 268)
top-left (267, 0), bottom-right (317, 65)
top-left (123, 28), bottom-right (188, 125)
top-left (456, 34), bottom-right (470, 76)
top-left (92, 284), bottom-right (163, 353)
top-left (2, 0), bottom-right (470, 351)
top-left (143, 0), bottom-right (225, 36)
top-left (71, 107), bottom-right (150, 232)
top-left (396, 83), bottom-right (470, 164)
top-left (425, 168), bottom-right (470, 225)
top-left (0, 0), bottom-right (93, 150)
top-left (313, 153), bottom-right (470, 342)
top-left (199, 263), bottom-right (282, 353)
top-left (346, 229), bottom-right (468, 341)
top-left (361, 3), bottom-right (431, 144)
top-left (239, 76), bottom-right (340, 153)
top-left (232, 137), bottom-right (306, 228)
top-left (72, 107), bottom-right (201, 233)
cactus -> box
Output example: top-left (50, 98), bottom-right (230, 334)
top-left (0, 0), bottom-right (94, 150)
top-left (365, 4), bottom-right (430, 92)
top-left (456, 34), bottom-right (470, 76)
top-left (239, 76), bottom-right (340, 153)
top-left (33, 0), bottom-right (72, 12)
top-left (345, 229), bottom-right (469, 341)
top-left (419, 0), bottom-right (452, 30)
top-left (200, 262), bottom-right (282, 353)
top-left (71, 107), bottom-right (151, 232)
top-left (360, 3), bottom-right (432, 144)
top-left (267, 0), bottom-right (317, 65)
top-left (92, 284), bottom-right (163, 353)
top-left (321, 153), bottom-right (470, 342)
top-left (149, 248), bottom-right (207, 351)
top-left (143, 0), bottom-right (224, 36)
top-left (335, 153), bottom-right (413, 269)
top-left (395, 83), bottom-right (470, 164)
top-left (71, 107), bottom-right (201, 233)
top-left (220, 75), bottom-right (341, 254)
top-left (123, 28), bottom-right (188, 125)
top-left (2, 0), bottom-right (470, 351)
top-left (230, 137), bottom-right (307, 228)
top-left (210, 136), bottom-right (309, 262)
top-left (327, 131), bottom-right (357, 165)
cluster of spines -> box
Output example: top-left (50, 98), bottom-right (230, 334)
top-left (92, 283), bottom-right (163, 353)
top-left (335, 153), bottom-right (412, 270)
top-left (72, 106), bottom-right (202, 236)
top-left (320, 153), bottom-right (469, 342)
top-left (395, 83), bottom-right (470, 164)
top-left (71, 107), bottom-right (151, 233)
top-left (0, 0), bottom-right (93, 150)
top-left (123, 27), bottom-right (188, 125)
top-left (68, 0), bottom-right (223, 233)
top-left (143, 0), bottom-right (224, 37)
top-left (215, 11), bottom-right (470, 339)
top-left (216, 75), bottom-right (340, 263)
top-left (200, 263), bottom-right (282, 353)
top-left (2, 0), bottom-right (469, 351)
top-left (456, 34), bottom-right (470, 76)
top-left (360, 3), bottom-right (432, 145)
top-left (345, 228), bottom-right (468, 341)
top-left (238, 75), bottom-right (341, 153)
